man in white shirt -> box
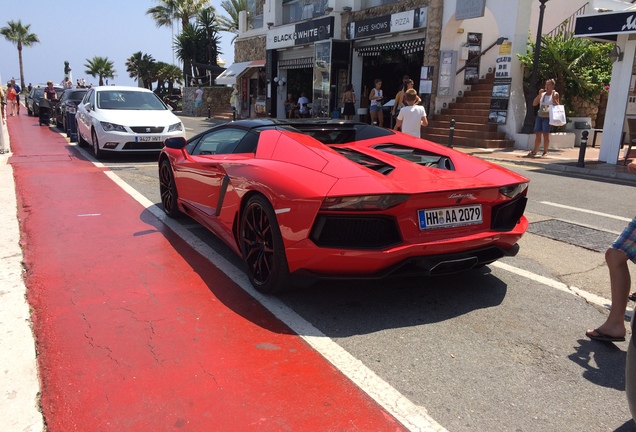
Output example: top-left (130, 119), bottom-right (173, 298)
top-left (297, 92), bottom-right (310, 117)
top-left (394, 89), bottom-right (428, 138)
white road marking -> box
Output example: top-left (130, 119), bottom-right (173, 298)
top-left (97, 157), bottom-right (630, 432)
top-left (492, 261), bottom-right (632, 320)
top-left (102, 170), bottom-right (448, 432)
top-left (540, 201), bottom-right (632, 222)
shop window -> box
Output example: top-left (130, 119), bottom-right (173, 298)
top-left (247, 0), bottom-right (263, 29)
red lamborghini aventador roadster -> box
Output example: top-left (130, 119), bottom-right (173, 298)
top-left (159, 119), bottom-right (529, 294)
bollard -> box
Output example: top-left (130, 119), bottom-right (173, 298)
top-left (232, 107), bottom-right (236, 121)
top-left (577, 130), bottom-right (589, 168)
top-left (448, 119), bottom-right (455, 148)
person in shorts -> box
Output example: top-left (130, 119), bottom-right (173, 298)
top-left (527, 78), bottom-right (560, 158)
top-left (369, 79), bottom-right (384, 127)
top-left (587, 165), bottom-right (636, 342)
top-left (194, 85), bottom-right (204, 115)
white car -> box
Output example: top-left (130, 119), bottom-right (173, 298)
top-left (76, 86), bottom-right (185, 158)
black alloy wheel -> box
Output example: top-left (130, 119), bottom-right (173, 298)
top-left (240, 195), bottom-right (291, 294)
top-left (159, 159), bottom-right (182, 218)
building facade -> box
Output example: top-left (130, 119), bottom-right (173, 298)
top-left (223, 0), bottom-right (630, 158)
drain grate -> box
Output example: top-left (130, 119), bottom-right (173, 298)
top-left (527, 219), bottom-right (617, 252)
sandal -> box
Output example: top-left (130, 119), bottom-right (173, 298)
top-left (541, 151), bottom-right (548, 157)
top-left (629, 292), bottom-right (636, 302)
top-left (525, 151), bottom-right (537, 158)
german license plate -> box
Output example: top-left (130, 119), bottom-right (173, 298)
top-left (418, 204), bottom-right (482, 230)
top-left (136, 136), bottom-right (161, 142)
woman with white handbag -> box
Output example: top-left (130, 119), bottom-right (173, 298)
top-left (527, 79), bottom-right (561, 157)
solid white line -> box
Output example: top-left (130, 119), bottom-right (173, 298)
top-left (102, 169), bottom-right (447, 432)
top-left (540, 201), bottom-right (632, 222)
top-left (492, 261), bottom-right (632, 320)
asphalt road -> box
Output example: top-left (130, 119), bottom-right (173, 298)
top-left (60, 118), bottom-right (636, 431)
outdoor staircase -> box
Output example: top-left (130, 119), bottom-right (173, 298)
top-left (422, 73), bottom-right (515, 148)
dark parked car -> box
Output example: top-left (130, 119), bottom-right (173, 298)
top-left (54, 88), bottom-right (88, 134)
top-left (26, 85), bottom-right (64, 117)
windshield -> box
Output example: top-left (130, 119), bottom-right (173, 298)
top-left (97, 90), bottom-right (166, 110)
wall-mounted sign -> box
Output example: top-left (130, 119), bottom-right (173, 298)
top-left (346, 7), bottom-right (427, 40)
top-left (456, 0), bottom-right (486, 20)
top-left (464, 32), bottom-right (482, 85)
top-left (267, 17), bottom-right (334, 50)
top-left (489, 78), bottom-right (512, 125)
top-left (574, 11), bottom-right (636, 41)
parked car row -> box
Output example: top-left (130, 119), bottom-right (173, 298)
top-left (26, 85), bottom-right (64, 117)
top-left (75, 86), bottom-right (186, 159)
top-left (31, 85), bottom-right (186, 160)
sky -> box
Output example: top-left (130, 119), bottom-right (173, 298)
top-left (0, 0), bottom-right (235, 89)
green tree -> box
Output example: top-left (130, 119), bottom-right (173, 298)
top-left (147, 0), bottom-right (210, 86)
top-left (126, 51), bottom-right (157, 89)
top-left (0, 20), bottom-right (39, 90)
top-left (518, 33), bottom-right (613, 115)
top-left (84, 56), bottom-right (116, 86)
top-left (218, 0), bottom-right (246, 43)
top-left (154, 62), bottom-right (183, 95)
top-left (197, 6), bottom-right (222, 66)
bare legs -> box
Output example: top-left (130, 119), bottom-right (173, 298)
top-left (587, 248), bottom-right (630, 339)
top-left (528, 132), bottom-right (550, 157)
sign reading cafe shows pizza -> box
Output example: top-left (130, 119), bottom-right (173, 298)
top-left (346, 8), bottom-right (428, 40)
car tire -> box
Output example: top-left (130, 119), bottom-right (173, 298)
top-left (159, 159), bottom-right (182, 218)
top-left (77, 121), bottom-right (88, 147)
top-left (240, 194), bottom-right (291, 294)
top-left (27, 106), bottom-right (32, 116)
top-left (63, 116), bottom-right (69, 136)
top-left (91, 130), bottom-right (105, 159)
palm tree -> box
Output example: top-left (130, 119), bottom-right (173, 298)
top-left (147, 0), bottom-right (209, 86)
top-left (218, 0), bottom-right (246, 43)
top-left (84, 56), bottom-right (116, 86)
top-left (197, 6), bottom-right (221, 66)
top-left (0, 20), bottom-right (39, 90)
top-left (126, 51), bottom-right (157, 89)
top-left (155, 62), bottom-right (183, 95)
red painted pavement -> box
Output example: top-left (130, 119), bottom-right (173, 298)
top-left (7, 115), bottom-right (407, 431)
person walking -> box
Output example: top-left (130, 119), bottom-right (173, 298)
top-left (393, 89), bottom-right (428, 138)
top-left (10, 79), bottom-right (21, 115)
top-left (0, 85), bottom-right (5, 126)
top-left (369, 79), bottom-right (384, 127)
top-left (194, 85), bottom-right (204, 116)
top-left (341, 84), bottom-right (356, 120)
top-left (392, 79), bottom-right (421, 118)
top-left (6, 83), bottom-right (17, 116)
top-left (527, 79), bottom-right (560, 157)
top-left (586, 166), bottom-right (636, 342)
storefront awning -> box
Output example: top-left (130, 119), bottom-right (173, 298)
top-left (355, 38), bottom-right (426, 57)
top-left (215, 61), bottom-right (252, 86)
top-left (236, 60), bottom-right (266, 80)
top-left (278, 57), bottom-right (314, 70)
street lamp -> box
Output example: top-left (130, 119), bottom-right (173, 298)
top-left (521, 0), bottom-right (549, 134)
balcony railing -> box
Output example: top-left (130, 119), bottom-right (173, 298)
top-left (283, 0), bottom-right (327, 24)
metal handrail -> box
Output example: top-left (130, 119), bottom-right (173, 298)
top-left (546, 2), bottom-right (588, 38)
top-left (456, 37), bottom-right (507, 76)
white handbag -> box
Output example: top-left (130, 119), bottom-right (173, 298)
top-left (549, 105), bottom-right (566, 127)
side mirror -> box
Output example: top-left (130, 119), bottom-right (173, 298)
top-left (164, 136), bottom-right (187, 149)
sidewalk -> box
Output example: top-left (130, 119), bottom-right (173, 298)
top-left (1, 115), bottom-right (633, 431)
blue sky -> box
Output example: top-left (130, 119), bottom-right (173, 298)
top-left (0, 0), bottom-right (235, 88)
